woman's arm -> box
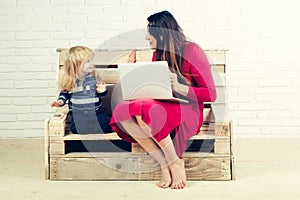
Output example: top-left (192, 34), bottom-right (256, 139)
top-left (185, 45), bottom-right (217, 103)
top-left (170, 72), bottom-right (189, 96)
top-left (171, 44), bottom-right (216, 103)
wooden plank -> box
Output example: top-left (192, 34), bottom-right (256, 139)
top-left (132, 143), bottom-right (146, 154)
top-left (95, 68), bottom-right (119, 84)
top-left (59, 64), bottom-right (225, 81)
top-left (214, 139), bottom-right (230, 154)
top-left (212, 65), bottom-right (226, 87)
top-left (58, 48), bottom-right (225, 70)
top-left (60, 65), bottom-right (225, 84)
top-left (50, 157), bottom-right (140, 180)
top-left (134, 156), bottom-right (231, 181)
top-left (212, 65), bottom-right (225, 73)
top-left (49, 140), bottom-right (65, 155)
top-left (49, 113), bottom-right (67, 137)
top-left (205, 49), bottom-right (227, 66)
top-left (191, 132), bottom-right (229, 140)
top-left (136, 49), bottom-right (153, 62)
top-left (215, 122), bottom-right (230, 137)
top-left (50, 152), bottom-right (229, 158)
top-left (63, 132), bottom-right (121, 140)
top-left (94, 50), bottom-right (130, 64)
top-left (184, 157), bottom-right (230, 180)
top-left (44, 118), bottom-right (50, 180)
top-left (58, 49), bottom-right (152, 66)
top-left (214, 87), bottom-right (226, 104)
top-left (50, 155), bottom-right (230, 181)
top-left (61, 126), bottom-right (228, 141)
top-left (211, 104), bottom-right (228, 123)
top-left (58, 50), bottom-right (67, 66)
top-left (229, 120), bottom-right (236, 180)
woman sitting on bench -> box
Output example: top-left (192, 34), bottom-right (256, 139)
top-left (110, 11), bottom-right (216, 189)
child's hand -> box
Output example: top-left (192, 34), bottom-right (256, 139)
top-left (96, 82), bottom-right (107, 93)
top-left (51, 100), bottom-right (63, 107)
top-left (127, 49), bottom-right (137, 63)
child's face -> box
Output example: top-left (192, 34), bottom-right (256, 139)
top-left (79, 55), bottom-right (94, 75)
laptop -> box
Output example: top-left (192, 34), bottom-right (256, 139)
top-left (118, 61), bottom-right (189, 103)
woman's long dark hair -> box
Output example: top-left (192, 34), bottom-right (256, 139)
top-left (147, 11), bottom-right (190, 85)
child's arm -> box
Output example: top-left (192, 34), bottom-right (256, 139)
top-left (50, 91), bottom-right (71, 107)
top-left (96, 82), bottom-right (108, 97)
top-left (51, 100), bottom-right (64, 107)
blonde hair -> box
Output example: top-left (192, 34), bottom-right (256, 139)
top-left (60, 46), bottom-right (95, 91)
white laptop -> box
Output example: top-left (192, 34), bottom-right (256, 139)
top-left (118, 61), bottom-right (189, 103)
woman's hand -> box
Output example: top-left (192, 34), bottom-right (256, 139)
top-left (170, 72), bottom-right (180, 91)
top-left (170, 72), bottom-right (189, 96)
top-left (96, 82), bottom-right (107, 93)
top-left (51, 100), bottom-right (63, 107)
top-left (127, 49), bottom-right (137, 63)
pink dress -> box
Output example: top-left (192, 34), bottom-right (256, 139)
top-left (110, 42), bottom-right (216, 157)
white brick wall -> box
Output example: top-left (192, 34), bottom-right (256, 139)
top-left (0, 0), bottom-right (299, 137)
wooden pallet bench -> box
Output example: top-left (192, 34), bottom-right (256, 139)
top-left (45, 48), bottom-right (235, 181)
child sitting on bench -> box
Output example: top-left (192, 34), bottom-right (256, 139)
top-left (51, 46), bottom-right (113, 134)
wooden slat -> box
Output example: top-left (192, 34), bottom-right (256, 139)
top-left (205, 49), bottom-right (227, 66)
top-left (212, 65), bottom-right (226, 86)
top-left (50, 152), bottom-right (229, 158)
top-left (59, 65), bottom-right (225, 85)
top-left (211, 104), bottom-right (228, 123)
top-left (49, 155), bottom-right (230, 180)
top-left (63, 132), bottom-right (121, 140)
top-left (49, 120), bottom-right (229, 142)
top-left (229, 120), bottom-right (236, 180)
top-left (184, 157), bottom-right (230, 180)
top-left (57, 48), bottom-right (226, 72)
top-left (49, 114), bottom-right (68, 137)
top-left (136, 49), bottom-right (153, 62)
top-left (138, 157), bottom-right (230, 181)
top-left (44, 118), bottom-right (50, 180)
top-left (214, 139), bottom-right (230, 154)
top-left (132, 143), bottom-right (146, 154)
top-left (95, 68), bottom-right (119, 84)
top-left (50, 157), bottom-right (139, 180)
top-left (214, 87), bottom-right (226, 104)
top-left (94, 50), bottom-right (131, 64)
top-left (58, 126), bottom-right (228, 141)
top-left (49, 140), bottom-right (65, 155)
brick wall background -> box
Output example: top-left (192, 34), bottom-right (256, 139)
top-left (0, 0), bottom-right (299, 138)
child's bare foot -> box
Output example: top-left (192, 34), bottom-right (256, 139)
top-left (156, 167), bottom-right (171, 188)
top-left (169, 159), bottom-right (187, 189)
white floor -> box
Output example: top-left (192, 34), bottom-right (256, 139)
top-left (1, 138), bottom-right (300, 200)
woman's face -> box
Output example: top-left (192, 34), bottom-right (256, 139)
top-left (145, 31), bottom-right (157, 49)
top-left (79, 55), bottom-right (94, 75)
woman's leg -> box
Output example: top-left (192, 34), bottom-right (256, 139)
top-left (119, 118), bottom-right (171, 188)
top-left (135, 116), bottom-right (187, 190)
top-left (157, 136), bottom-right (187, 189)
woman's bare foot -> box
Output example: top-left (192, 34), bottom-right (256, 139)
top-left (156, 167), bottom-right (172, 188)
top-left (169, 159), bottom-right (187, 189)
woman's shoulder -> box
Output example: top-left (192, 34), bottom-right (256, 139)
top-left (185, 41), bottom-right (203, 52)
top-left (184, 41), bottom-right (206, 58)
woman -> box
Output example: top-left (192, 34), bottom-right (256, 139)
top-left (110, 11), bottom-right (216, 189)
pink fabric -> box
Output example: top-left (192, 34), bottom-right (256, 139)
top-left (110, 42), bottom-right (216, 157)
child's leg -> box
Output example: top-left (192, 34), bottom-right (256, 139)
top-left (97, 112), bottom-right (113, 133)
